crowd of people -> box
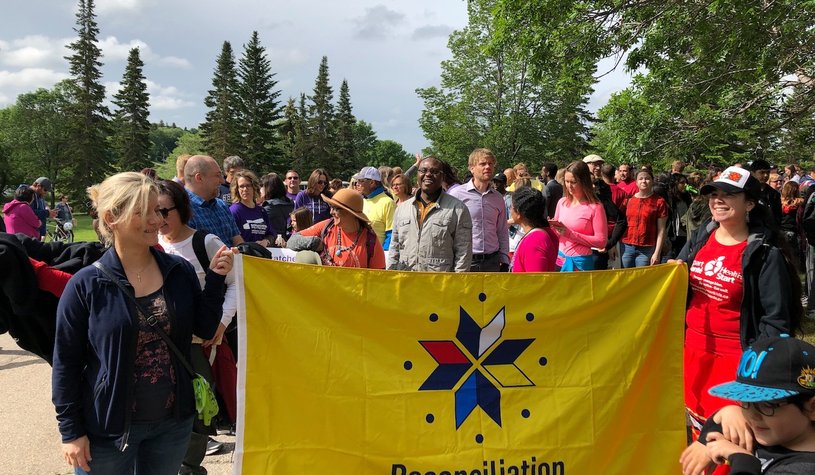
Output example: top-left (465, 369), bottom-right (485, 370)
top-left (6, 149), bottom-right (815, 474)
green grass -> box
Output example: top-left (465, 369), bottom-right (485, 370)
top-left (802, 317), bottom-right (815, 346)
top-left (71, 213), bottom-right (99, 243)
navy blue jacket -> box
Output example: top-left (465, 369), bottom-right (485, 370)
top-left (52, 247), bottom-right (225, 447)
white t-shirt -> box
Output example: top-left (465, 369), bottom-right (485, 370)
top-left (158, 232), bottom-right (237, 328)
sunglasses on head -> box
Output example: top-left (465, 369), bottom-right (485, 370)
top-left (158, 206), bottom-right (177, 218)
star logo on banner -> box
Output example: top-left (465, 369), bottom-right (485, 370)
top-left (416, 296), bottom-right (535, 430)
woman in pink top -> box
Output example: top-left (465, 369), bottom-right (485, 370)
top-left (509, 187), bottom-right (559, 272)
top-left (3, 185), bottom-right (41, 238)
top-left (550, 161), bottom-right (608, 271)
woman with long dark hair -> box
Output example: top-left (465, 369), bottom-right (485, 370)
top-left (294, 168), bottom-right (332, 224)
top-left (261, 173), bottom-right (294, 244)
top-left (675, 167), bottom-right (803, 449)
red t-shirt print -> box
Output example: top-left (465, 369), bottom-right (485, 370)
top-left (685, 236), bottom-right (748, 355)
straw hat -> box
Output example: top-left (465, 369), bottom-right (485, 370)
top-left (321, 189), bottom-right (370, 223)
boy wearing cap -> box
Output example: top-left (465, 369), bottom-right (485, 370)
top-left (683, 336), bottom-right (815, 474)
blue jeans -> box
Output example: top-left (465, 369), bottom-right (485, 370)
top-left (77, 415), bottom-right (194, 475)
top-left (622, 243), bottom-right (655, 268)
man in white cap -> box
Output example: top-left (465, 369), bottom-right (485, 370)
top-left (582, 154), bottom-right (604, 181)
top-left (353, 166), bottom-right (396, 250)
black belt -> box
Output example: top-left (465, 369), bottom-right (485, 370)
top-left (472, 251), bottom-right (499, 262)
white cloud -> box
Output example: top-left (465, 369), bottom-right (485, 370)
top-left (97, 36), bottom-right (191, 68)
top-left (103, 79), bottom-right (194, 112)
top-left (0, 35), bottom-right (72, 68)
top-left (353, 6), bottom-right (406, 40)
top-left (97, 0), bottom-right (154, 15)
top-left (412, 25), bottom-right (453, 40)
top-left (0, 68), bottom-right (69, 89)
top-left (98, 36), bottom-right (150, 61)
top-left (0, 68), bottom-right (70, 106)
top-left (158, 56), bottom-right (192, 68)
top-left (150, 96), bottom-right (195, 111)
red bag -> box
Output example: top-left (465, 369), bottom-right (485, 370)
top-left (203, 340), bottom-right (238, 424)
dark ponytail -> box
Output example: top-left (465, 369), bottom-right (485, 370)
top-left (511, 187), bottom-right (549, 229)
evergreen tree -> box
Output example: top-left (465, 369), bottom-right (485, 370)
top-left (63, 0), bottom-right (111, 198)
top-left (334, 80), bottom-right (357, 177)
top-left (307, 56), bottom-right (335, 173)
top-left (294, 93), bottom-right (311, 173)
top-left (200, 41), bottom-right (241, 163)
top-left (236, 31), bottom-right (283, 173)
top-left (279, 98), bottom-right (298, 161)
top-left (111, 47), bottom-right (151, 171)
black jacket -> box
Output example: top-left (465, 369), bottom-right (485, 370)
top-left (263, 197), bottom-right (294, 239)
top-left (0, 233), bottom-right (104, 363)
top-left (700, 411), bottom-right (815, 474)
top-left (678, 219), bottom-right (796, 348)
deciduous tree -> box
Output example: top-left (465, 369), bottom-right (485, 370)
top-left (417, 0), bottom-right (590, 171)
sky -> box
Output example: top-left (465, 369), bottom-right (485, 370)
top-left (0, 0), bottom-right (632, 155)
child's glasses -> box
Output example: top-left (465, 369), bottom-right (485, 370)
top-left (738, 399), bottom-right (790, 417)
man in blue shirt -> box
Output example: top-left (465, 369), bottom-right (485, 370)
top-left (184, 155), bottom-right (243, 246)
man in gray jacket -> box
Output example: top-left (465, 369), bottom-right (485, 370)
top-left (388, 157), bottom-right (473, 272)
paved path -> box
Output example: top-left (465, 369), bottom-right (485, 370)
top-left (0, 332), bottom-right (235, 474)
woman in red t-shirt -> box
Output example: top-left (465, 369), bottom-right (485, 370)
top-left (620, 169), bottom-right (668, 267)
top-left (674, 166), bottom-right (803, 447)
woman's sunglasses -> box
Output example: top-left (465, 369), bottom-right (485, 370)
top-left (158, 206), bottom-right (177, 218)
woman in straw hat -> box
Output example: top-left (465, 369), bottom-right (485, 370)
top-left (296, 188), bottom-right (386, 268)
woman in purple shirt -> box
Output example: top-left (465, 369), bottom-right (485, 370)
top-left (229, 170), bottom-right (274, 246)
top-left (294, 168), bottom-right (332, 224)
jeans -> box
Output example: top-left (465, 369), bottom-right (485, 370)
top-left (622, 243), bottom-right (655, 268)
top-left (76, 415), bottom-right (194, 475)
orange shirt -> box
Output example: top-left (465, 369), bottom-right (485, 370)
top-left (300, 219), bottom-right (386, 269)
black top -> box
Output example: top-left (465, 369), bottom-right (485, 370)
top-left (700, 415), bottom-right (815, 474)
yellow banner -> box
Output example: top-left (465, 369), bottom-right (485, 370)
top-left (235, 258), bottom-right (688, 474)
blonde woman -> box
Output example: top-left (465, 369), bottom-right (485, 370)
top-left (52, 172), bottom-right (233, 475)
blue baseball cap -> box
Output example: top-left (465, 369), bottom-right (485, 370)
top-left (709, 336), bottom-right (815, 402)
